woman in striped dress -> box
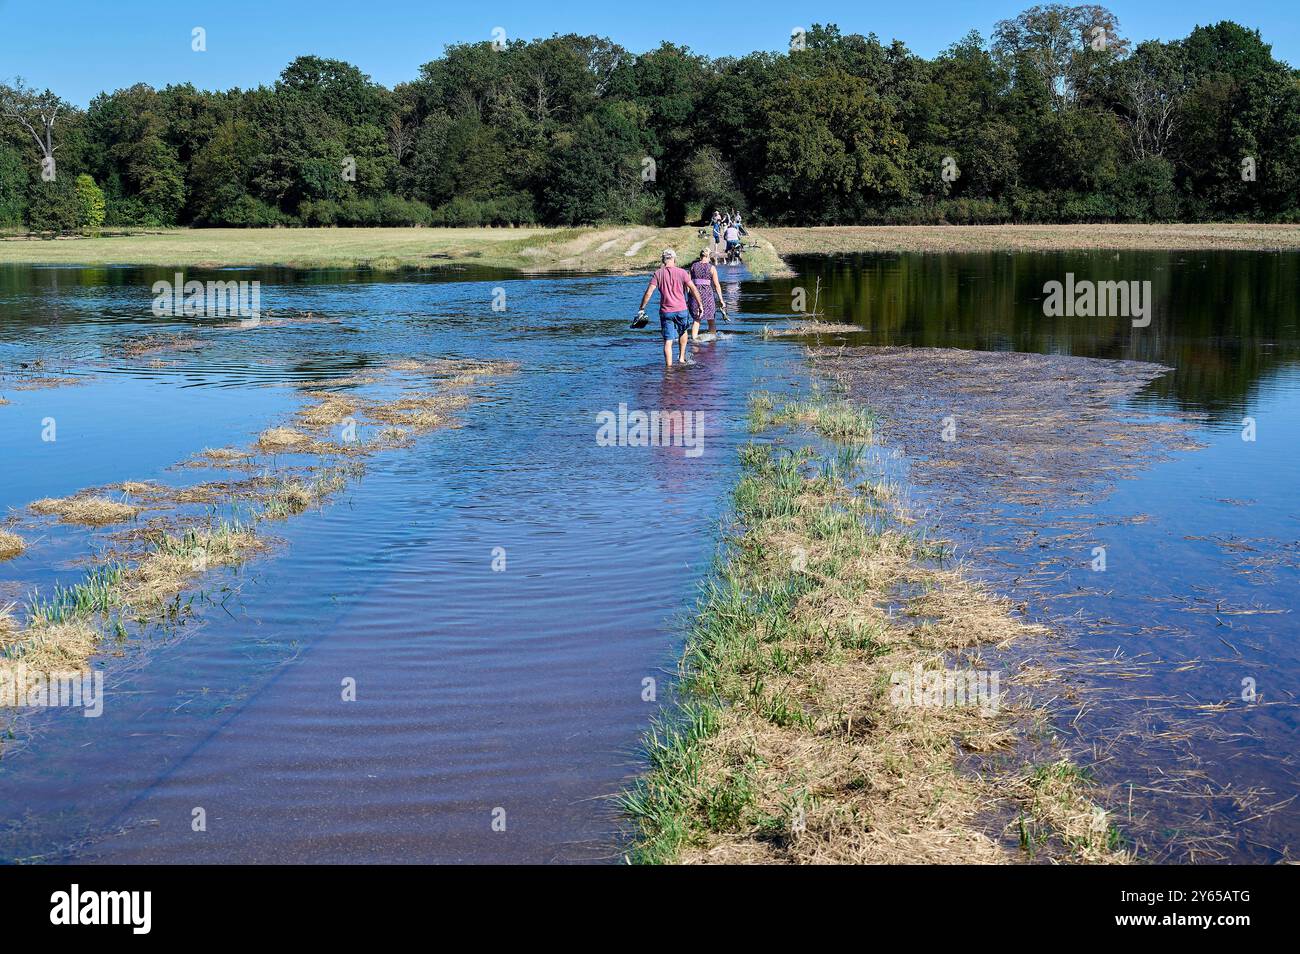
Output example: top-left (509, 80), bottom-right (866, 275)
top-left (688, 249), bottom-right (726, 341)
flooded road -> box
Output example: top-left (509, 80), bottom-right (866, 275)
top-left (1, 249), bottom-right (1297, 862)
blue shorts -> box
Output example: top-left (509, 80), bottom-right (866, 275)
top-left (660, 310), bottom-right (691, 340)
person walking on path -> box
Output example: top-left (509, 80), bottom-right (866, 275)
top-left (688, 248), bottom-right (726, 340)
top-left (632, 248), bottom-right (704, 367)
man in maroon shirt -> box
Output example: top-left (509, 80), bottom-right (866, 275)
top-left (633, 248), bottom-right (704, 368)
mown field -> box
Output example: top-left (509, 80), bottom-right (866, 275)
top-left (761, 223), bottom-right (1300, 254)
top-left (3, 224), bottom-right (1298, 278)
top-left (0, 225), bottom-right (791, 277)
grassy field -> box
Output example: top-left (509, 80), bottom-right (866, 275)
top-left (0, 225), bottom-right (791, 277)
top-left (763, 222), bottom-right (1300, 254)
top-left (4, 222), bottom-right (1293, 279)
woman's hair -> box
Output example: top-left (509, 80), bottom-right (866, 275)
top-left (698, 249), bottom-right (710, 260)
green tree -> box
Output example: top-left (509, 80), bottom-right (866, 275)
top-left (74, 173), bottom-right (106, 230)
top-left (756, 68), bottom-right (909, 223)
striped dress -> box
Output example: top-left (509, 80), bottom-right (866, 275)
top-left (688, 260), bottom-right (716, 324)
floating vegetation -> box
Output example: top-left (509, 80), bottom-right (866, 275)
top-left (1, 355), bottom-right (517, 709)
top-left (363, 391), bottom-right (467, 431)
top-left (0, 530), bottom-right (24, 561)
top-left (260, 471), bottom-right (349, 520)
top-left (762, 321), bottom-right (862, 338)
top-left (30, 496), bottom-right (141, 526)
top-left (256, 427), bottom-right (315, 451)
top-left (106, 332), bottom-right (204, 358)
top-left (3, 375), bottom-right (84, 391)
top-left (296, 393), bottom-right (357, 429)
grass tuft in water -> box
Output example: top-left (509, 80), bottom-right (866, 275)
top-left (0, 530), bottom-right (25, 561)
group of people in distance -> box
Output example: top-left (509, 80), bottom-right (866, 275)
top-left (711, 209), bottom-right (747, 259)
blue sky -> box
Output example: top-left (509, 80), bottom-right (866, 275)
top-left (2, 0), bottom-right (1296, 106)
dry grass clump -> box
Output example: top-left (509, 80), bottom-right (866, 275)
top-left (30, 495), bottom-right (141, 526)
top-left (296, 392), bottom-right (357, 429)
top-left (0, 530), bottom-right (25, 561)
top-left (120, 481), bottom-right (154, 495)
top-left (197, 446), bottom-right (251, 463)
top-left (256, 427), bottom-right (314, 451)
top-left (363, 391), bottom-right (471, 431)
top-left (623, 400), bottom-right (1129, 866)
top-left (123, 521), bottom-right (265, 609)
top-left (260, 471), bottom-right (349, 519)
top-left (371, 426), bottom-right (413, 448)
top-left (763, 321), bottom-right (862, 338)
top-left (388, 357), bottom-right (519, 379)
top-left (0, 396), bottom-right (9, 406)
top-left (6, 375), bottom-right (83, 391)
top-left (1, 616), bottom-right (100, 674)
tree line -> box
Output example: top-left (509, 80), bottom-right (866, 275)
top-left (2, 5), bottom-right (1298, 231)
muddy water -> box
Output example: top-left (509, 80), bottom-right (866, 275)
top-left (0, 263), bottom-right (788, 863)
top-left (755, 251), bottom-right (1300, 862)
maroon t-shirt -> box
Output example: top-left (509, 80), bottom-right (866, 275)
top-left (652, 265), bottom-right (691, 313)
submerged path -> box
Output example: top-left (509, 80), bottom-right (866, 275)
top-left (0, 266), bottom-right (793, 863)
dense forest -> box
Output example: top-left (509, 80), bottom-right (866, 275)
top-left (3, 5), bottom-right (1298, 230)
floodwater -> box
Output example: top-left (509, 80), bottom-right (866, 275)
top-left (1, 249), bottom-right (1296, 863)
top-left (756, 251), bottom-right (1300, 861)
top-left (0, 263), bottom-right (783, 863)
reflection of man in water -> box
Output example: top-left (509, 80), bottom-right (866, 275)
top-left (633, 249), bottom-right (703, 369)
top-left (634, 319), bottom-right (731, 500)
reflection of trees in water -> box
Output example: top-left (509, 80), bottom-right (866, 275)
top-left (757, 252), bottom-right (1300, 418)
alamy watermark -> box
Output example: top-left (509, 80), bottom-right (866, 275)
top-left (595, 403), bottom-right (704, 457)
top-left (1043, 273), bottom-right (1151, 327)
top-left (890, 663), bottom-right (1001, 713)
top-left (151, 272), bottom-right (261, 325)
top-left (0, 664), bottom-right (103, 717)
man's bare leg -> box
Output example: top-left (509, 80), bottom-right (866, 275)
top-left (691, 319), bottom-right (700, 341)
top-left (678, 333), bottom-right (689, 364)
top-left (663, 338), bottom-right (674, 367)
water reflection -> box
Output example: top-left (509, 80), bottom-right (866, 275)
top-left (751, 251), bottom-right (1300, 418)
